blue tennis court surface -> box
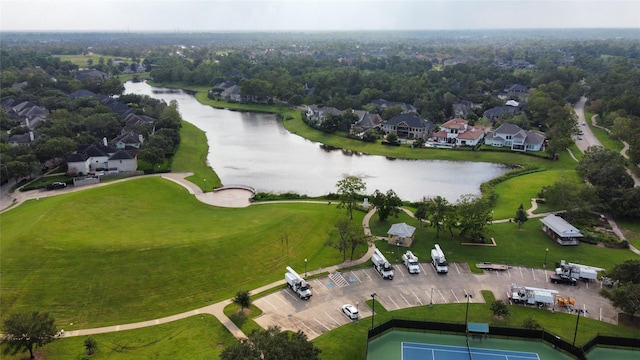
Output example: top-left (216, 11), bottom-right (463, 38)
top-left (402, 342), bottom-right (540, 360)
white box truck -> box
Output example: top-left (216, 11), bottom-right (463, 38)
top-left (555, 260), bottom-right (603, 282)
top-left (431, 244), bottom-right (448, 274)
top-left (372, 248), bottom-right (394, 279)
top-left (509, 283), bottom-right (558, 308)
top-left (402, 250), bottom-right (420, 274)
top-left (285, 266), bottom-right (312, 300)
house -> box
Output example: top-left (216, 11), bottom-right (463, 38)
top-left (306, 105), bottom-right (343, 124)
top-left (8, 131), bottom-right (42, 146)
top-left (432, 118), bottom-right (485, 146)
top-left (540, 214), bottom-right (583, 246)
top-left (112, 131), bottom-right (144, 150)
top-left (483, 104), bottom-right (521, 123)
top-left (452, 100), bottom-right (474, 118)
top-left (387, 222), bottom-right (416, 247)
top-left (351, 110), bottom-right (383, 133)
top-left (383, 113), bottom-right (435, 140)
top-left (484, 123), bottom-right (545, 152)
top-left (66, 138), bottom-right (137, 175)
top-left (370, 99), bottom-right (417, 113)
top-left (505, 84), bottom-right (528, 98)
top-left (75, 70), bottom-right (108, 81)
top-left (220, 85), bottom-right (242, 102)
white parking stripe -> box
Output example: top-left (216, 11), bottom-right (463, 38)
top-left (350, 271), bottom-right (362, 283)
top-left (314, 318), bottom-right (331, 331)
top-left (395, 264), bottom-right (405, 277)
top-left (454, 263), bottom-right (461, 274)
top-left (283, 291), bottom-right (298, 301)
top-left (400, 293), bottom-right (411, 306)
top-left (438, 290), bottom-right (448, 303)
top-left (363, 269), bottom-right (373, 281)
top-left (262, 298), bottom-right (278, 310)
top-left (451, 289), bottom-right (460, 303)
top-left (532, 268), bottom-right (536, 281)
top-left (314, 279), bottom-right (328, 291)
top-left (419, 263), bottom-right (428, 274)
top-left (325, 312), bottom-right (341, 326)
top-left (519, 267), bottom-right (524, 278)
top-left (388, 295), bottom-right (400, 309)
top-left (301, 322), bottom-right (318, 337)
top-left (413, 291), bottom-right (424, 306)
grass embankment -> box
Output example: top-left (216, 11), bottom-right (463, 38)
top-left (0, 178), bottom-right (368, 329)
top-left (173, 120), bottom-right (221, 190)
top-left (9, 315), bottom-right (236, 360)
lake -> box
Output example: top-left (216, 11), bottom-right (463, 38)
top-left (124, 81), bottom-right (508, 202)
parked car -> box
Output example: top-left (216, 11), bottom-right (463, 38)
top-left (550, 274), bottom-right (577, 286)
top-left (46, 182), bottom-right (67, 190)
top-left (341, 304), bottom-right (359, 320)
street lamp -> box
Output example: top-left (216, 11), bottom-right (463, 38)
top-left (544, 248), bottom-right (549, 268)
top-left (430, 286), bottom-right (434, 307)
top-left (304, 258), bottom-right (307, 278)
top-left (396, 242), bottom-right (400, 262)
top-left (573, 307), bottom-right (582, 346)
top-left (356, 302), bottom-right (359, 323)
top-left (203, 178), bottom-right (207, 192)
top-left (370, 292), bottom-right (377, 329)
top-left (464, 293), bottom-right (473, 337)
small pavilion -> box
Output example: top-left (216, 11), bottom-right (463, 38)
top-left (386, 222), bottom-right (416, 247)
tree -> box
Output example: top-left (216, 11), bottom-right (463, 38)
top-left (455, 194), bottom-right (493, 242)
top-left (233, 290), bottom-right (252, 314)
top-left (35, 137), bottom-right (77, 166)
top-left (335, 176), bottom-right (366, 220)
top-left (138, 146), bottom-right (165, 170)
top-left (600, 283), bottom-right (640, 317)
top-left (84, 336), bottom-right (98, 355)
top-left (220, 326), bottom-right (321, 360)
top-left (1, 311), bottom-right (57, 359)
top-left (426, 196), bottom-right (451, 238)
top-left (522, 316), bottom-right (541, 330)
top-left (370, 189), bottom-right (403, 222)
top-left (385, 131), bottom-right (398, 144)
top-left (605, 259), bottom-right (640, 285)
top-left (490, 300), bottom-right (510, 319)
top-left (514, 203), bottom-right (528, 230)
top-left (414, 202), bottom-right (427, 227)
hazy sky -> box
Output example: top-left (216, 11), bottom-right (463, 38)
top-left (1, 0), bottom-right (639, 32)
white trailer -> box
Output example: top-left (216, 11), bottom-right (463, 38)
top-left (509, 283), bottom-right (559, 307)
top-left (402, 251), bottom-right (420, 274)
top-left (285, 266), bottom-right (312, 300)
top-left (555, 260), bottom-right (604, 282)
top-left (431, 244), bottom-right (448, 274)
top-left (372, 248), bottom-right (394, 279)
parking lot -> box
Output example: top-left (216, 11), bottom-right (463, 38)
top-left (253, 262), bottom-right (617, 340)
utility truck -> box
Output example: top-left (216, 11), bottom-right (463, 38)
top-left (509, 283), bottom-right (558, 307)
top-left (285, 266), bottom-right (312, 300)
top-left (431, 244), bottom-right (448, 274)
top-left (401, 251), bottom-right (420, 274)
top-left (372, 248), bottom-right (394, 279)
top-left (555, 260), bottom-right (604, 282)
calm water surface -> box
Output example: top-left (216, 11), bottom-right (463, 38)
top-left (124, 81), bottom-right (508, 202)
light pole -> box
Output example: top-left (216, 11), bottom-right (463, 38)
top-left (370, 292), bottom-right (377, 330)
top-left (396, 242), bottom-right (399, 262)
top-left (203, 178), bottom-right (206, 192)
top-left (430, 286), bottom-right (434, 307)
top-left (304, 258), bottom-right (307, 278)
top-left (572, 307), bottom-right (582, 346)
top-left (544, 248), bottom-right (549, 268)
top-left (356, 302), bottom-right (359, 323)
top-left (464, 293), bottom-right (473, 335)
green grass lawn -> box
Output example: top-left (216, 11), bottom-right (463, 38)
top-left (172, 120), bottom-right (221, 190)
top-left (368, 210), bottom-right (636, 271)
top-left (0, 177), bottom-right (368, 329)
top-left (4, 315), bottom-right (237, 360)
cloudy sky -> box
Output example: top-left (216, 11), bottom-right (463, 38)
top-left (1, 0), bottom-right (639, 32)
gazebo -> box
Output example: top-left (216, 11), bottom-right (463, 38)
top-left (540, 214), bottom-right (583, 246)
top-left (387, 222), bottom-right (416, 247)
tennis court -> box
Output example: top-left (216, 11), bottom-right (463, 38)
top-left (402, 342), bottom-right (540, 360)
